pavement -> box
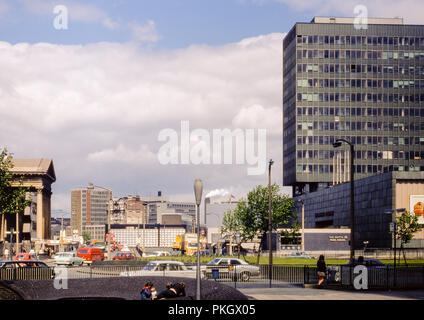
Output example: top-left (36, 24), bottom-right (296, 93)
top-left (237, 285), bottom-right (424, 300)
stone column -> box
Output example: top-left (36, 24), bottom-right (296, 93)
top-left (36, 188), bottom-right (44, 240)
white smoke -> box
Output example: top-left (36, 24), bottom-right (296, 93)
top-left (205, 189), bottom-right (230, 198)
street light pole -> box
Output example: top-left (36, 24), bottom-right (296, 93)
top-left (333, 139), bottom-right (355, 264)
top-left (194, 179), bottom-right (203, 301)
top-left (297, 199), bottom-right (305, 252)
top-left (268, 159), bottom-right (274, 288)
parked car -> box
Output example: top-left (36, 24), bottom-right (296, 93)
top-left (285, 252), bottom-right (315, 259)
top-left (76, 247), bottom-right (104, 264)
top-left (142, 251), bottom-right (171, 257)
top-left (113, 252), bottom-right (136, 260)
top-left (203, 258), bottom-right (260, 281)
top-left (120, 260), bottom-right (196, 278)
top-left (0, 260), bottom-right (55, 279)
top-left (346, 258), bottom-right (386, 267)
top-left (54, 252), bottom-right (84, 266)
top-left (14, 253), bottom-right (36, 261)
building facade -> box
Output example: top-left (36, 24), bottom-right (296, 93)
top-left (70, 185), bottom-right (110, 239)
top-left (283, 17), bottom-right (424, 196)
top-left (0, 159), bottom-right (56, 251)
top-left (294, 171), bottom-right (424, 249)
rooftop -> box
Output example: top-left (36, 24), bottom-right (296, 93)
top-left (311, 16), bottom-right (404, 25)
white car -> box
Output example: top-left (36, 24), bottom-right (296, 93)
top-left (54, 252), bottom-right (84, 266)
top-left (120, 260), bottom-right (196, 278)
top-left (142, 251), bottom-right (171, 257)
top-left (203, 258), bottom-right (260, 281)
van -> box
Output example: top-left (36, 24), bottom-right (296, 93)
top-left (77, 247), bottom-right (104, 263)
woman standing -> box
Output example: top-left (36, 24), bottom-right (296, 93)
top-left (316, 255), bottom-right (326, 288)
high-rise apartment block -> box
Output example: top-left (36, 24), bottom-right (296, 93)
top-left (283, 17), bottom-right (424, 195)
top-left (70, 185), bottom-right (110, 239)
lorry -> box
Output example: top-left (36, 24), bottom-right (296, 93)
top-left (172, 233), bottom-right (207, 256)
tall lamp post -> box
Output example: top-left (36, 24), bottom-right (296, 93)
top-left (385, 208), bottom-right (405, 286)
top-left (268, 159), bottom-right (274, 288)
top-left (333, 139), bottom-right (355, 263)
top-left (296, 199), bottom-right (305, 252)
top-left (89, 183), bottom-right (112, 261)
top-left (194, 179), bottom-right (203, 301)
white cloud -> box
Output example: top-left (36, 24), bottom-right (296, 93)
top-left (267, 0), bottom-right (424, 24)
top-left (19, 0), bottom-right (121, 29)
top-left (0, 33), bottom-right (286, 212)
top-left (87, 144), bottom-right (157, 165)
top-left (129, 20), bottom-right (160, 43)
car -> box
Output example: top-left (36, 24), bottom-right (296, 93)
top-left (345, 258), bottom-right (386, 267)
top-left (119, 260), bottom-right (196, 278)
top-left (285, 252), bottom-right (315, 259)
top-left (203, 258), bottom-right (260, 282)
top-left (54, 252), bottom-right (84, 266)
top-left (0, 260), bottom-right (55, 280)
top-left (76, 247), bottom-right (104, 263)
top-left (142, 251), bottom-right (171, 257)
top-left (14, 253), bottom-right (36, 261)
top-left (113, 252), bottom-right (136, 260)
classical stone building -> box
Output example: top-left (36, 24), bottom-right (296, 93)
top-left (0, 159), bottom-right (56, 246)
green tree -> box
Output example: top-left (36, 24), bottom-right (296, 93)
top-left (221, 208), bottom-right (242, 256)
top-left (396, 210), bottom-right (423, 265)
top-left (0, 148), bottom-right (31, 249)
top-left (82, 231), bottom-right (91, 244)
top-left (233, 184), bottom-right (295, 264)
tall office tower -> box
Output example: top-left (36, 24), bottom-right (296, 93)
top-left (70, 185), bottom-right (111, 238)
top-left (283, 17), bottom-right (424, 196)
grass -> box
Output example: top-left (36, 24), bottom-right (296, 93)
top-left (137, 255), bottom-right (424, 266)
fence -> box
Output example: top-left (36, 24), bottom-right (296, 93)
top-left (0, 264), bottom-right (423, 290)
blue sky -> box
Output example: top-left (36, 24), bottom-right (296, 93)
top-left (0, 0), bottom-right (309, 48)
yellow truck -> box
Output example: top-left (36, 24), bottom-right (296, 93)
top-left (172, 233), bottom-right (207, 256)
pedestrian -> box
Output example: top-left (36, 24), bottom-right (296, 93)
top-left (156, 282), bottom-right (186, 300)
top-left (357, 256), bottom-right (364, 265)
top-left (4, 248), bottom-right (9, 260)
top-left (140, 281), bottom-right (154, 300)
top-left (316, 255), bottom-right (327, 288)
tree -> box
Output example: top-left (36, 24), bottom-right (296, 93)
top-left (221, 208), bottom-right (241, 256)
top-left (0, 148), bottom-right (31, 250)
top-left (233, 184), bottom-right (295, 264)
top-left (396, 210), bottom-right (423, 265)
top-left (82, 231), bottom-right (91, 244)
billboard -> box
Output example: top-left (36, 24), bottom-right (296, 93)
top-left (410, 195), bottom-right (424, 225)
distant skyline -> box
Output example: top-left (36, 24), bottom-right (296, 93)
top-left (2, 0), bottom-right (424, 217)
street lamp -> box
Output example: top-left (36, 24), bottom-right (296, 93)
top-left (385, 208), bottom-right (405, 276)
top-left (333, 139), bottom-right (355, 264)
top-left (296, 198), bottom-right (305, 252)
top-left (89, 183), bottom-right (112, 261)
top-left (194, 179), bottom-right (203, 301)
top-left (268, 159), bottom-right (274, 288)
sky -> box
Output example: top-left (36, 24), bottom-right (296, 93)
top-left (1, 0), bottom-right (424, 217)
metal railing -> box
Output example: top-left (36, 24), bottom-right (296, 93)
top-left (0, 264), bottom-right (423, 290)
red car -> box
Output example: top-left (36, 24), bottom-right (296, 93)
top-left (14, 253), bottom-right (36, 261)
top-left (113, 252), bottom-right (136, 260)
